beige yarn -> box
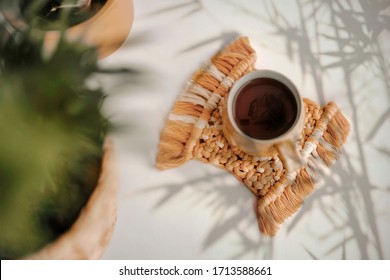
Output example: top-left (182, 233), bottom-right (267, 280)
top-left (156, 37), bottom-right (350, 236)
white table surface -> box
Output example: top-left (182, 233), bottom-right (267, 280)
top-left (99, 0), bottom-right (390, 259)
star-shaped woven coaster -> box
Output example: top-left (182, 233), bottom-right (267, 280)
top-left (156, 37), bottom-right (350, 236)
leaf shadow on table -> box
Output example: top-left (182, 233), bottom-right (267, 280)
top-left (178, 31), bottom-right (241, 54)
top-left (140, 0), bottom-right (203, 19)
top-left (138, 168), bottom-right (275, 259)
top-left (258, 0), bottom-right (390, 259)
top-left (134, 0), bottom-right (390, 259)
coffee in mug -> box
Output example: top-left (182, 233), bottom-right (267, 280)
top-left (222, 70), bottom-right (304, 172)
top-left (233, 77), bottom-right (298, 140)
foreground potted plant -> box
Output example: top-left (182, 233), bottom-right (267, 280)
top-left (0, 0), bottom-right (120, 259)
top-left (1, 0), bottom-right (134, 58)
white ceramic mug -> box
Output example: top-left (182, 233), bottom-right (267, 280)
top-left (222, 70), bottom-right (304, 172)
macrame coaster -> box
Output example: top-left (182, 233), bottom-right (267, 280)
top-left (156, 37), bottom-right (350, 236)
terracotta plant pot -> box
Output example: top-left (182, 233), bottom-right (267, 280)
top-left (44, 0), bottom-right (134, 58)
top-left (1, 0), bottom-right (134, 58)
top-left (25, 139), bottom-right (118, 260)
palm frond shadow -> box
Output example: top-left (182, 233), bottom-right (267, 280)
top-left (137, 172), bottom-right (226, 210)
top-left (140, 0), bottom-right (202, 18)
top-left (179, 31), bottom-right (240, 54)
top-left (137, 169), bottom-right (274, 258)
top-left (120, 30), bottom-right (155, 50)
top-left (230, 228), bottom-right (274, 259)
top-left (259, 0), bottom-right (389, 259)
top-left (303, 245), bottom-right (319, 260)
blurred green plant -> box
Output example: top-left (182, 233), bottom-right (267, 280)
top-left (0, 0), bottom-right (107, 259)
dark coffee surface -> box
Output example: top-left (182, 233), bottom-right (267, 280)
top-left (233, 78), bottom-right (298, 140)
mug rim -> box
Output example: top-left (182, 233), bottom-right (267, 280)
top-left (226, 69), bottom-right (303, 144)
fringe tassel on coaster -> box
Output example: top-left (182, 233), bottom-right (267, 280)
top-left (257, 103), bottom-right (350, 236)
top-left (156, 121), bottom-right (193, 169)
top-left (156, 37), bottom-right (256, 169)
